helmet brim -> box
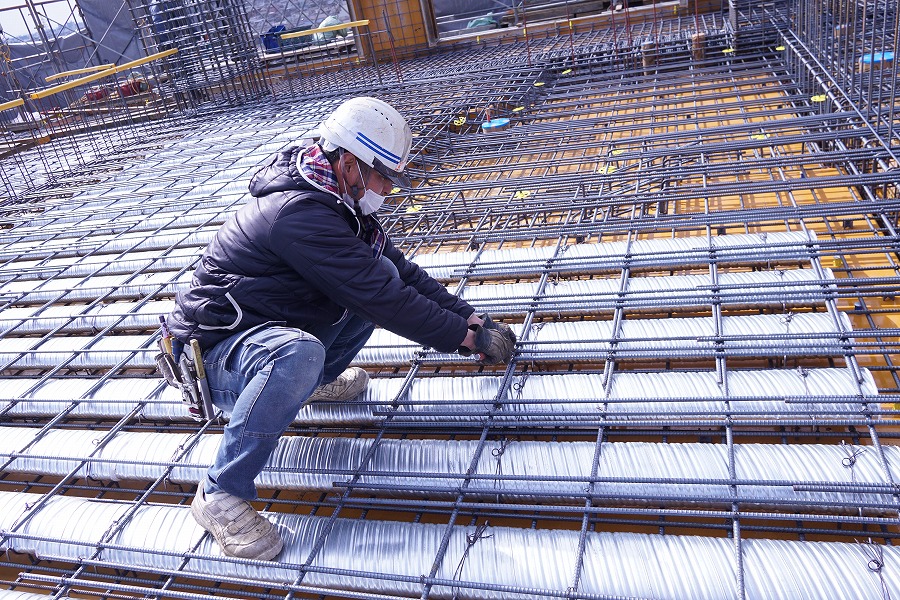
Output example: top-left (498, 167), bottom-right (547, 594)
top-left (373, 157), bottom-right (411, 189)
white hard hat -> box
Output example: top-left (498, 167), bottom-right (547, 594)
top-left (319, 96), bottom-right (412, 188)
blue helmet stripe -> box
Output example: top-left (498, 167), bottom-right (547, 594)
top-left (356, 132), bottom-right (402, 165)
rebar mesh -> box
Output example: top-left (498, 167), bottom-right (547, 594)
top-left (0, 1), bottom-right (899, 599)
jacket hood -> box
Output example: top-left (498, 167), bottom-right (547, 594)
top-left (249, 146), bottom-right (313, 198)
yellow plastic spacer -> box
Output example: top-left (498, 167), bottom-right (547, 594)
top-left (534, 81), bottom-right (544, 87)
top-left (776, 45), bottom-right (786, 51)
top-left (811, 94), bottom-right (827, 102)
top-left (405, 204), bottom-right (421, 213)
top-left (513, 190), bottom-right (531, 199)
top-left (512, 106), bottom-right (525, 112)
top-left (562, 68), bottom-right (573, 75)
top-left (723, 48), bottom-right (735, 54)
top-left (830, 256), bottom-right (842, 268)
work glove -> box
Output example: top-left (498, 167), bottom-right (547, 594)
top-left (478, 313), bottom-right (517, 347)
top-left (458, 323), bottom-right (515, 364)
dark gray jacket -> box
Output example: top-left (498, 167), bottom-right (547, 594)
top-left (167, 146), bottom-right (474, 352)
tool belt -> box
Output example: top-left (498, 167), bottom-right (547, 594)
top-left (155, 323), bottom-right (215, 422)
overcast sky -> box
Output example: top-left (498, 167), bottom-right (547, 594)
top-left (0, 0), bottom-right (77, 38)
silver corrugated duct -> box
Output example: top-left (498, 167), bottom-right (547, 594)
top-left (2, 267), bottom-right (828, 336)
top-left (0, 228), bottom-right (217, 264)
top-left (355, 312), bottom-right (852, 366)
top-left (0, 428), bottom-right (894, 512)
top-left (0, 300), bottom-right (176, 336)
top-left (0, 491), bottom-right (896, 600)
top-left (0, 367), bottom-right (872, 423)
top-left (412, 231), bottom-right (818, 280)
top-left (0, 247), bottom-right (199, 282)
top-left (0, 271), bottom-right (192, 305)
top-left (459, 268), bottom-right (835, 315)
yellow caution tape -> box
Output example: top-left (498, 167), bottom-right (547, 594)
top-left (513, 190), bottom-right (531, 199)
top-left (723, 48), bottom-right (735, 54)
top-left (776, 45), bottom-right (785, 51)
top-left (811, 94), bottom-right (827, 102)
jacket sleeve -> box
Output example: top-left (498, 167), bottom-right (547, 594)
top-left (269, 200), bottom-right (470, 353)
top-left (382, 240), bottom-right (475, 319)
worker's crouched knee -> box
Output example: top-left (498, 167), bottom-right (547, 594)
top-left (251, 327), bottom-right (326, 406)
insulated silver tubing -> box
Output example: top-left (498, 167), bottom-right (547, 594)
top-left (0, 367), bottom-right (876, 423)
top-left (0, 268), bottom-right (833, 335)
top-left (353, 312), bottom-right (855, 366)
top-left (0, 491), bottom-right (897, 600)
top-left (412, 231), bottom-right (820, 280)
top-left (0, 312), bottom-right (857, 370)
top-left (0, 430), bottom-right (895, 513)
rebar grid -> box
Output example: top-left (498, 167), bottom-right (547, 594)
top-left (0, 1), bottom-right (900, 599)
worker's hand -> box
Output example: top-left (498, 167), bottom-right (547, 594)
top-left (477, 312), bottom-right (517, 347)
top-left (458, 324), bottom-right (515, 364)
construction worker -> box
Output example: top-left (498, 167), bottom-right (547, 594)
top-left (165, 96), bottom-right (516, 561)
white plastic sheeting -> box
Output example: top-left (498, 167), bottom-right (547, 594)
top-left (0, 367), bottom-right (874, 423)
top-left (0, 491), bottom-right (896, 600)
top-left (412, 231), bottom-right (819, 280)
top-left (0, 428), bottom-right (893, 511)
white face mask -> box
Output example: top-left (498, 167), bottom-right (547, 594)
top-left (351, 161), bottom-right (386, 215)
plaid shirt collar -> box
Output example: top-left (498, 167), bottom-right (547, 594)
top-left (297, 143), bottom-right (343, 200)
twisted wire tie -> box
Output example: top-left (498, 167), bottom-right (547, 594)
top-left (451, 521), bottom-right (493, 600)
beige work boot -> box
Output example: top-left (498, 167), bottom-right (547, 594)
top-left (304, 366), bottom-right (369, 405)
top-left (191, 486), bottom-right (283, 561)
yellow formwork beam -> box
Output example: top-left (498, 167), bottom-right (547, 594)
top-left (29, 66), bottom-right (118, 100)
top-left (114, 47), bottom-right (178, 73)
top-left (29, 48), bottom-right (179, 101)
top-left (0, 98), bottom-right (24, 113)
top-left (46, 64), bottom-right (116, 82)
top-left (280, 19), bottom-right (369, 40)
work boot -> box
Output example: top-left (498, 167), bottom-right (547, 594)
top-left (191, 486), bottom-right (283, 561)
top-left (304, 366), bottom-right (369, 405)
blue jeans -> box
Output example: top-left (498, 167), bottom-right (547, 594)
top-left (202, 313), bottom-right (375, 499)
